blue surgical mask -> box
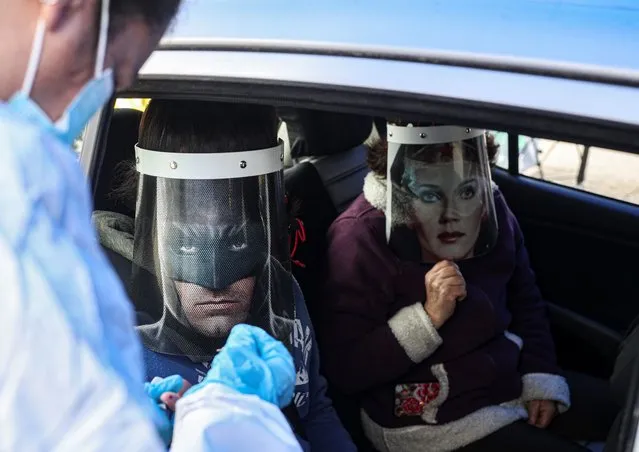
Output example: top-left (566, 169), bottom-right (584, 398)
top-left (9, 0), bottom-right (113, 148)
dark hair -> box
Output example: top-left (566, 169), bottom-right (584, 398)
top-left (109, 100), bottom-right (278, 211)
top-left (367, 131), bottom-right (500, 177)
top-left (110, 0), bottom-right (182, 33)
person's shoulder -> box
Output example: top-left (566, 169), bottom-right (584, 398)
top-left (0, 106), bottom-right (50, 156)
top-left (337, 193), bottom-right (382, 219)
top-left (491, 183), bottom-right (517, 216)
top-left (0, 106), bottom-right (82, 243)
top-left (490, 184), bottom-right (523, 244)
top-left (330, 194), bottom-right (385, 239)
top-left (0, 104), bottom-right (80, 171)
top-left (0, 107), bottom-right (42, 188)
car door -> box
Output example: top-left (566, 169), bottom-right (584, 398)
top-left (490, 134), bottom-right (639, 378)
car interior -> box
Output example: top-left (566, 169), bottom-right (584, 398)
top-left (87, 94), bottom-right (639, 452)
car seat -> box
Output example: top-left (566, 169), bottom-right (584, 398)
top-left (282, 108), bottom-right (374, 213)
top-left (92, 108), bottom-right (152, 321)
top-left (281, 107), bottom-right (373, 318)
top-left (93, 108), bottom-right (141, 218)
top-left (281, 108), bottom-right (378, 451)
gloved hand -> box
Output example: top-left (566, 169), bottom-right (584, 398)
top-left (185, 324), bottom-right (295, 408)
top-left (144, 374), bottom-right (186, 446)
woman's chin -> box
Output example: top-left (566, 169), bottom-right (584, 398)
top-left (429, 245), bottom-right (474, 262)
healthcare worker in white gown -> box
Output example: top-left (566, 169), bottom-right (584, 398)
top-left (0, 0), bottom-right (301, 450)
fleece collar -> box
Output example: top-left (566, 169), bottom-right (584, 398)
top-left (362, 172), bottom-right (415, 227)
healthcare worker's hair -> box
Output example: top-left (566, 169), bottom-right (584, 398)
top-left (110, 100), bottom-right (279, 211)
top-left (109, 0), bottom-right (182, 33)
top-left (366, 122), bottom-right (500, 177)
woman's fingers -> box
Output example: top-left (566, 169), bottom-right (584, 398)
top-left (527, 400), bottom-right (556, 428)
top-left (429, 261), bottom-right (461, 278)
top-left (537, 401), bottom-right (557, 428)
top-left (527, 400), bottom-right (541, 426)
top-left (452, 285), bottom-right (467, 301)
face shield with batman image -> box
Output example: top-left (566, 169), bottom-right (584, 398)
top-left (134, 139), bottom-right (294, 362)
top-left (386, 124), bottom-right (498, 263)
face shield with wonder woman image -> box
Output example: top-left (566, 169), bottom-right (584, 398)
top-left (385, 123), bottom-right (498, 263)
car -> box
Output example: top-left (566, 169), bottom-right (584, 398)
top-left (77, 0), bottom-right (639, 450)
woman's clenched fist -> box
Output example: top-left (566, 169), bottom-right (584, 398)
top-left (424, 260), bottom-right (467, 328)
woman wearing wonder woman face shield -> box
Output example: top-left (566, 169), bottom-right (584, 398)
top-left (317, 121), bottom-right (617, 452)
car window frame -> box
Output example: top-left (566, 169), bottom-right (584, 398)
top-left (80, 97), bottom-right (114, 193)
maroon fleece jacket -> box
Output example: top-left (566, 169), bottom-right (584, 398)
top-left (317, 189), bottom-right (565, 428)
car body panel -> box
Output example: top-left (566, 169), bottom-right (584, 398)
top-left (139, 51), bottom-right (639, 127)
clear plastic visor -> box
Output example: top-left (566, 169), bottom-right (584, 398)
top-left (133, 143), bottom-right (294, 359)
top-left (386, 125), bottom-right (498, 263)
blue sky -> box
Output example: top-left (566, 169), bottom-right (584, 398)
top-left (164, 0), bottom-right (639, 70)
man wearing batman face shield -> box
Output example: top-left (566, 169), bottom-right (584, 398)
top-left (134, 118), bottom-right (293, 363)
top-left (117, 100), bottom-right (356, 452)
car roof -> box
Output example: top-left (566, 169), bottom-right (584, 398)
top-left (164, 0), bottom-right (639, 72)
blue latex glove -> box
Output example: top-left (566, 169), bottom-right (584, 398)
top-left (144, 374), bottom-right (185, 446)
top-left (185, 324), bottom-right (295, 408)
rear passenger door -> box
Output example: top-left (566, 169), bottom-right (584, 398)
top-left (491, 134), bottom-right (639, 378)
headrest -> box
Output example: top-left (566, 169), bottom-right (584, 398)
top-left (278, 108), bottom-right (373, 158)
top-left (105, 108), bottom-right (143, 168)
top-left (373, 117), bottom-right (387, 140)
top-left (109, 108), bottom-right (143, 156)
top-left (93, 108), bottom-right (143, 216)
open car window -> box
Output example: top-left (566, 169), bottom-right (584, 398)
top-left (492, 131), bottom-right (639, 206)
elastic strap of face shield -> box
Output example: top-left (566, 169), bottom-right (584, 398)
top-left (385, 125), bottom-right (486, 242)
